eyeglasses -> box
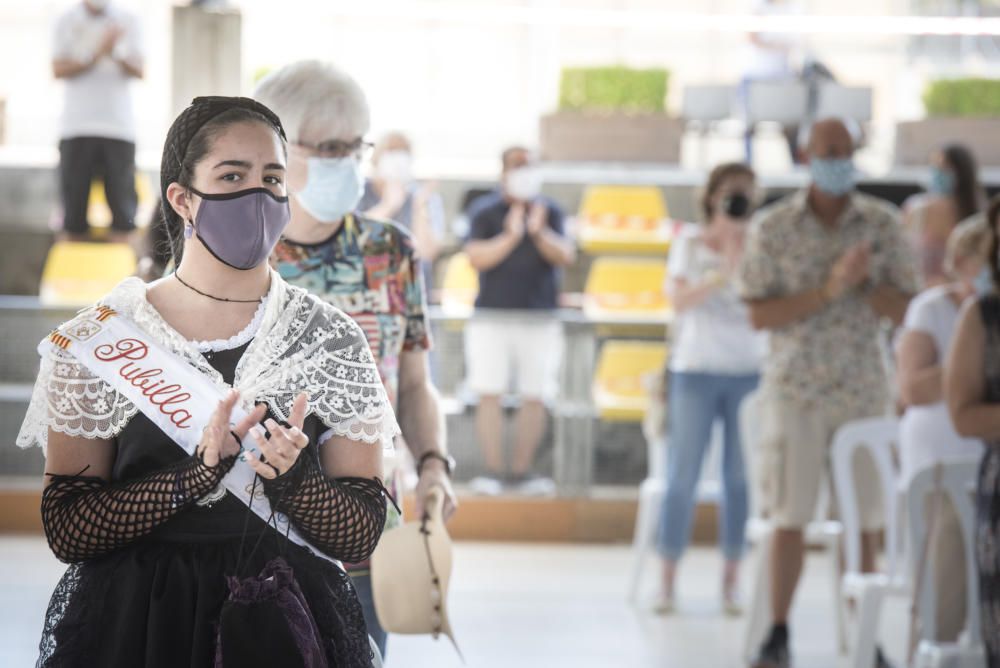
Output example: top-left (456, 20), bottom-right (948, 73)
top-left (295, 137), bottom-right (374, 160)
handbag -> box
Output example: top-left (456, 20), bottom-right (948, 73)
top-left (370, 486), bottom-right (463, 660)
top-left (215, 475), bottom-right (329, 668)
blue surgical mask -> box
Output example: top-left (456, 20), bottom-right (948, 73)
top-left (975, 265), bottom-right (995, 295)
top-left (293, 156), bottom-right (364, 224)
top-left (810, 158), bottom-right (855, 197)
top-left (928, 167), bottom-right (956, 196)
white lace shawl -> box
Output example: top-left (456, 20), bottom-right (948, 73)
top-left (16, 271), bottom-right (400, 454)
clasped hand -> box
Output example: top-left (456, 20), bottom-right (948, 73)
top-left (824, 241), bottom-right (872, 300)
top-left (197, 390), bottom-right (310, 480)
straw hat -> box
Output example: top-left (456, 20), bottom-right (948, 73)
top-left (370, 486), bottom-right (461, 656)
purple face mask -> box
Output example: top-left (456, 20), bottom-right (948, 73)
top-left (188, 187), bottom-right (291, 270)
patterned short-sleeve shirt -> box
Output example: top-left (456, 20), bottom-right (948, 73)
top-left (273, 214), bottom-right (431, 408)
top-left (738, 189), bottom-right (917, 418)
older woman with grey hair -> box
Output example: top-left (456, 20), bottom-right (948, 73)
top-left (255, 61), bottom-right (456, 659)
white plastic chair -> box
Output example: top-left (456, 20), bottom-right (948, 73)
top-left (681, 85), bottom-right (737, 123)
top-left (830, 416), bottom-right (906, 668)
top-left (908, 459), bottom-right (986, 668)
top-left (627, 429), bottom-right (668, 604)
top-left (816, 84), bottom-right (873, 123)
top-left (746, 81), bottom-right (809, 125)
top-left (742, 390), bottom-right (847, 661)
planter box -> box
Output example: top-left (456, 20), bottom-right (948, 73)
top-left (540, 112), bottom-right (683, 163)
top-left (895, 118), bottom-right (1000, 167)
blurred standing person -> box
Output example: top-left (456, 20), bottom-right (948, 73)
top-left (464, 147), bottom-right (575, 496)
top-left (946, 195), bottom-right (1000, 668)
top-left (740, 0), bottom-right (800, 165)
top-left (656, 163), bottom-right (765, 615)
top-left (902, 144), bottom-right (986, 287)
top-left (361, 131), bottom-right (446, 288)
top-left (897, 218), bottom-right (988, 644)
top-left (52, 0), bottom-right (143, 242)
top-left (254, 61), bottom-right (456, 659)
top-left (740, 118), bottom-right (916, 668)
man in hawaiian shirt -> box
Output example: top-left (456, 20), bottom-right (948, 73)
top-left (740, 118), bottom-right (916, 668)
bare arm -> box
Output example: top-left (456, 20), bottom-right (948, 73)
top-left (52, 57), bottom-right (96, 79)
top-left (397, 351), bottom-right (445, 463)
top-left (397, 350), bottom-right (456, 518)
top-left (867, 285), bottom-right (911, 326)
top-left (746, 242), bottom-right (875, 331)
top-left (746, 288), bottom-right (827, 330)
top-left (670, 275), bottom-right (725, 313)
top-left (409, 189), bottom-right (442, 262)
top-left (115, 57), bottom-right (143, 79)
top-left (44, 431), bottom-right (115, 484)
top-left (896, 329), bottom-right (943, 407)
top-left (946, 301), bottom-right (1000, 440)
top-left (319, 433), bottom-right (384, 480)
top-left (465, 231), bottom-right (521, 272)
top-left (53, 25), bottom-right (121, 80)
top-left (529, 226), bottom-right (576, 267)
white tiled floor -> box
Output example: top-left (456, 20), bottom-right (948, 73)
top-left (0, 536), bottom-right (910, 668)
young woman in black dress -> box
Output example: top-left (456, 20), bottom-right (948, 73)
top-left (17, 96), bottom-right (399, 667)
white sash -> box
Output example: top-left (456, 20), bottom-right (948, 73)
top-left (42, 305), bottom-right (337, 565)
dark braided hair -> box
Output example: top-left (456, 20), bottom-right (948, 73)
top-left (159, 96), bottom-right (287, 264)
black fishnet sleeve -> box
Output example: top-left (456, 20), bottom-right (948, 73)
top-left (261, 454), bottom-right (388, 563)
top-left (41, 453), bottom-right (236, 563)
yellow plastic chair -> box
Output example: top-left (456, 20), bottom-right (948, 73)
top-left (583, 257), bottom-right (671, 322)
top-left (40, 241), bottom-right (137, 307)
top-left (577, 186), bottom-right (674, 255)
top-left (439, 252), bottom-right (479, 316)
top-left (592, 340), bottom-right (668, 422)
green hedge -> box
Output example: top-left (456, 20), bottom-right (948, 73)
top-left (558, 66), bottom-right (669, 114)
top-left (924, 78), bottom-right (1000, 117)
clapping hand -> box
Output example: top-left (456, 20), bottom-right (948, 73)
top-left (504, 202), bottom-right (526, 240)
top-left (526, 201), bottom-right (547, 237)
top-left (824, 242), bottom-right (871, 301)
top-left (243, 392), bottom-right (310, 480)
top-left (96, 25), bottom-right (123, 59)
top-left (198, 390), bottom-right (267, 468)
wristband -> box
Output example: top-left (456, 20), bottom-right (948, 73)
top-left (416, 452), bottom-right (455, 476)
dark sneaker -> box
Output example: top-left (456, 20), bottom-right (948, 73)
top-left (750, 626), bottom-right (790, 668)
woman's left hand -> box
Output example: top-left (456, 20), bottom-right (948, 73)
top-left (244, 392), bottom-right (310, 479)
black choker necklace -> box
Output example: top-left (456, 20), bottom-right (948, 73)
top-left (174, 273), bottom-right (264, 304)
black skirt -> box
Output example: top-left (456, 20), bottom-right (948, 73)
top-left (39, 530), bottom-right (373, 667)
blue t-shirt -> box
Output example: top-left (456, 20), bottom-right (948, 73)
top-left (466, 191), bottom-right (565, 310)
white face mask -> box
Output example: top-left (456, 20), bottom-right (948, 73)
top-left (294, 156), bottom-right (364, 224)
top-left (376, 150), bottom-right (414, 183)
top-left (505, 166), bottom-right (543, 202)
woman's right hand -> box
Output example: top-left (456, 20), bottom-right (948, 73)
top-left (198, 390), bottom-right (268, 468)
